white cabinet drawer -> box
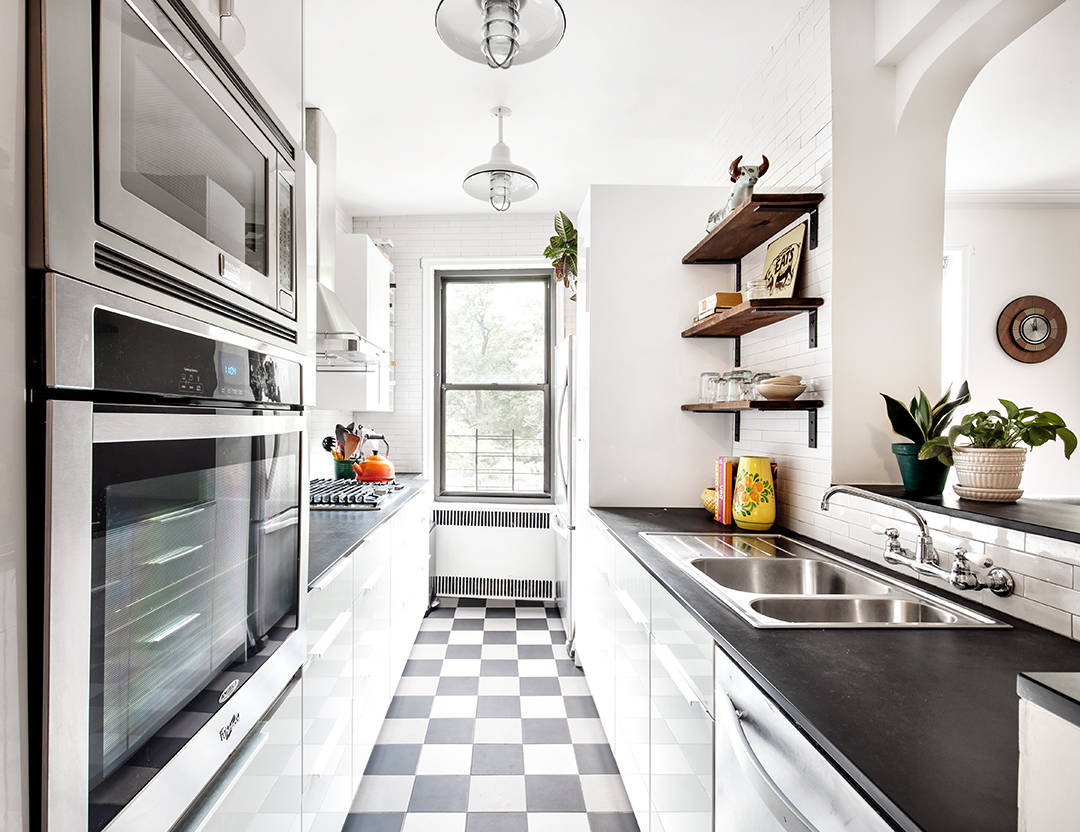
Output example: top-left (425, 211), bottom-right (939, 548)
top-left (650, 637), bottom-right (713, 832)
top-left (650, 582), bottom-right (713, 716)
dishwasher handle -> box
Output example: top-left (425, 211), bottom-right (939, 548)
top-left (718, 693), bottom-right (819, 832)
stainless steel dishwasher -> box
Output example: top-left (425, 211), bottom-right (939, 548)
top-left (714, 645), bottom-right (893, 831)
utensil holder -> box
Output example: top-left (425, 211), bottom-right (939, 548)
top-left (334, 459), bottom-right (356, 480)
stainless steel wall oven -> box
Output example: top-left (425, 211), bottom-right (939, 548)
top-left (39, 275), bottom-right (308, 831)
top-left (29, 0), bottom-right (303, 349)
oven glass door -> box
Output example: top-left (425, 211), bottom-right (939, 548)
top-left (98, 0), bottom-right (290, 314)
top-left (86, 413), bottom-right (301, 832)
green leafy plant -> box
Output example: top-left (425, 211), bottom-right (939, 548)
top-left (543, 211), bottom-right (577, 289)
top-left (881, 381), bottom-right (971, 465)
top-left (920, 400), bottom-right (1076, 461)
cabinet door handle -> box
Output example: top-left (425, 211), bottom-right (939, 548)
top-left (717, 692), bottom-right (819, 832)
top-left (310, 555), bottom-right (351, 591)
top-left (309, 610), bottom-right (352, 659)
top-left (182, 727), bottom-right (269, 831)
top-left (613, 587), bottom-right (648, 630)
top-left (653, 642), bottom-right (709, 716)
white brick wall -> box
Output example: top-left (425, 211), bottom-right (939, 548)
top-left (712, 0), bottom-right (834, 537)
top-left (712, 0), bottom-right (1080, 640)
top-left (329, 212), bottom-right (558, 474)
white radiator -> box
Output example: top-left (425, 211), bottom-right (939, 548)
top-left (432, 507), bottom-right (555, 600)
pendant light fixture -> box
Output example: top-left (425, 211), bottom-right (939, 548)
top-left (463, 107), bottom-right (538, 212)
top-left (435, 0), bottom-right (566, 69)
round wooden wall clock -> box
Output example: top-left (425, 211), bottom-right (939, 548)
top-left (996, 296), bottom-right (1067, 363)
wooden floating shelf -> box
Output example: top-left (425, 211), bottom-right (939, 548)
top-left (683, 193), bottom-right (825, 263)
top-left (681, 400), bottom-right (823, 413)
top-left (682, 298), bottom-right (824, 339)
top-left (682, 399), bottom-right (823, 448)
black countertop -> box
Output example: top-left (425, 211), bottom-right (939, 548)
top-left (853, 484), bottom-right (1080, 544)
top-left (590, 506), bottom-right (1080, 832)
top-left (308, 475), bottom-right (427, 588)
top-left (1018, 671), bottom-right (1080, 728)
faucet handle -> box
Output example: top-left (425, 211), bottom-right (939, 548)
top-left (872, 526), bottom-right (900, 541)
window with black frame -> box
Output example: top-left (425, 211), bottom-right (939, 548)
top-left (438, 272), bottom-right (553, 498)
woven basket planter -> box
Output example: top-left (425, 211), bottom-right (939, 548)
top-left (953, 447), bottom-right (1027, 490)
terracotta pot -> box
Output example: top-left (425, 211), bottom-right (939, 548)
top-left (953, 447), bottom-right (1027, 491)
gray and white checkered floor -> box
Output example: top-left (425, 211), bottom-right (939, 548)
top-left (343, 597), bottom-right (640, 832)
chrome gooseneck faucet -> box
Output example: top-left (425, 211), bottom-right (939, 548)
top-left (820, 485), bottom-right (1014, 596)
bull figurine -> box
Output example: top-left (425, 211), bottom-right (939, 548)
top-left (706, 155), bottom-right (770, 232)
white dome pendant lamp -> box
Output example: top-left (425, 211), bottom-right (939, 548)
top-left (463, 107), bottom-right (538, 212)
top-left (435, 0), bottom-right (566, 69)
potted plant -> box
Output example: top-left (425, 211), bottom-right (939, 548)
top-left (920, 400), bottom-right (1076, 501)
top-left (881, 382), bottom-right (970, 496)
top-left (543, 211), bottom-right (577, 300)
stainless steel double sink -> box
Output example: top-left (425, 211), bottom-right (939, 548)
top-left (639, 533), bottom-right (1005, 628)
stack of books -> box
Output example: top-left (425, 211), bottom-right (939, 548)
top-left (696, 291), bottom-right (743, 321)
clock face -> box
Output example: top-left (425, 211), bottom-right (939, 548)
top-left (997, 296), bottom-right (1067, 363)
top-left (1019, 313), bottom-right (1051, 345)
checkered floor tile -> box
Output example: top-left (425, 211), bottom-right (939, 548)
top-left (343, 597), bottom-right (639, 832)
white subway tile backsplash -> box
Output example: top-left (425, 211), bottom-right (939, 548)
top-left (1024, 533), bottom-right (1080, 567)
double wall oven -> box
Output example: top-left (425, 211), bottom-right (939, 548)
top-left (42, 276), bottom-right (308, 832)
top-left (29, 1), bottom-right (310, 829)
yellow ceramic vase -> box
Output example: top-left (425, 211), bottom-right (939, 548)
top-left (732, 456), bottom-right (776, 531)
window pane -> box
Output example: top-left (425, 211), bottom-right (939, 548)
top-left (444, 389), bottom-right (545, 493)
top-left (444, 281), bottom-right (546, 384)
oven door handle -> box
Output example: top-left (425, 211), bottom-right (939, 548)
top-left (93, 410), bottom-right (306, 443)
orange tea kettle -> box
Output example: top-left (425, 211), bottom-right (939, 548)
top-left (353, 434), bottom-right (395, 482)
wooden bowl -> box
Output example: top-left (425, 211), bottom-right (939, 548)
top-left (756, 381), bottom-right (807, 401)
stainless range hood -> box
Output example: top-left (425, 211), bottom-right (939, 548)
top-left (306, 107), bottom-right (382, 369)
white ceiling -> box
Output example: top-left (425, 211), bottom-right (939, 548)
top-left (946, 0), bottom-right (1080, 194)
top-left (303, 1), bottom-right (799, 217)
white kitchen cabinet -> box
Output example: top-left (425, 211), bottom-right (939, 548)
top-left (336, 232), bottom-right (392, 352)
top-left (352, 522), bottom-right (393, 788)
top-left (302, 554), bottom-right (354, 829)
top-left (315, 232), bottom-right (394, 412)
top-left (649, 636), bottom-right (713, 832)
top-left (1019, 697), bottom-right (1080, 831)
top-left (575, 516), bottom-right (616, 740)
top-left (389, 494), bottom-right (432, 681)
top-left (611, 531), bottom-right (652, 831)
top-left (177, 674), bottom-right (303, 832)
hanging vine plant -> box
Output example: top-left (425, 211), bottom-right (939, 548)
top-left (544, 211), bottom-right (578, 300)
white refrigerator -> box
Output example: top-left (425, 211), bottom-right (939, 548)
top-left (553, 335), bottom-right (576, 650)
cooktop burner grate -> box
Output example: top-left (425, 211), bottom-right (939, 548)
top-left (309, 478), bottom-right (404, 510)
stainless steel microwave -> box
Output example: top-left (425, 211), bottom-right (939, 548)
top-left (30, 0), bottom-right (304, 350)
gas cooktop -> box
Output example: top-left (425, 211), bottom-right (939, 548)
top-left (309, 478), bottom-right (405, 510)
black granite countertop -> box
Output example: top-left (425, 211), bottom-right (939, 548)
top-left (308, 475), bottom-right (428, 588)
top-left (853, 484), bottom-right (1080, 544)
top-left (590, 506), bottom-right (1080, 832)
top-left (1018, 671), bottom-right (1080, 728)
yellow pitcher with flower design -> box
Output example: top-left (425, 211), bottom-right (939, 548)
top-left (732, 456), bottom-right (776, 531)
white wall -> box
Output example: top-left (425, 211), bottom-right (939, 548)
top-left (714, 0), bottom-right (834, 533)
top-left (945, 202), bottom-right (1080, 496)
top-left (581, 185), bottom-right (735, 508)
top-left (306, 213), bottom-right (558, 478)
top-left (1, 0), bottom-right (27, 827)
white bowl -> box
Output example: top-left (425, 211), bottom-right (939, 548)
top-left (756, 381), bottom-right (807, 401)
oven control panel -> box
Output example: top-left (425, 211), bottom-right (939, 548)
top-left (94, 309), bottom-right (301, 405)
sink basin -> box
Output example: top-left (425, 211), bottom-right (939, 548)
top-left (691, 557), bottom-right (891, 596)
top-left (638, 532), bottom-right (1006, 629)
top-left (750, 597), bottom-right (960, 625)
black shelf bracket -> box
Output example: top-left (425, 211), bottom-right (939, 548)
top-left (733, 336), bottom-right (741, 368)
top-left (734, 411), bottom-right (741, 443)
top-left (808, 308), bottom-right (818, 349)
top-left (808, 409), bottom-right (818, 448)
top-left (751, 204), bottom-right (820, 251)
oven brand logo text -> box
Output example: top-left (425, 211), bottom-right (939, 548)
top-left (219, 713), bottom-right (240, 742)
